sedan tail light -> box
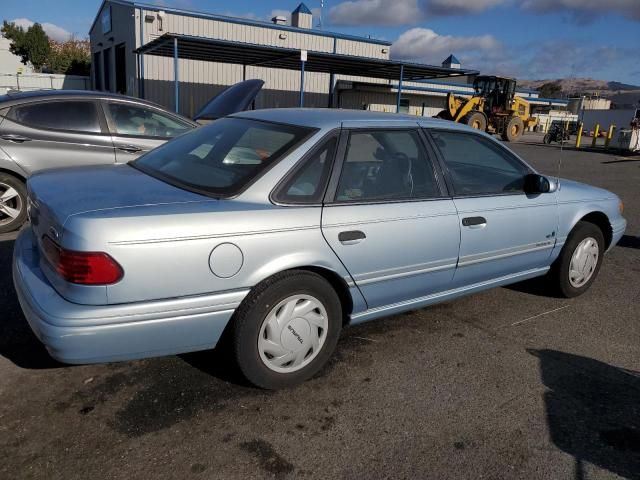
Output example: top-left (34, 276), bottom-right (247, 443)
top-left (41, 236), bottom-right (123, 285)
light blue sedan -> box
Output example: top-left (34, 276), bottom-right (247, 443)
top-left (13, 109), bottom-right (626, 389)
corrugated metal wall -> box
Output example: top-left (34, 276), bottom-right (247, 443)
top-left (338, 89), bottom-right (445, 116)
top-left (132, 6), bottom-right (392, 115)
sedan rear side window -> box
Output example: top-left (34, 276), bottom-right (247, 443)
top-left (133, 118), bottom-right (313, 197)
top-left (335, 130), bottom-right (440, 202)
top-left (430, 130), bottom-right (530, 196)
top-left (10, 101), bottom-right (101, 133)
top-left (273, 135), bottom-right (337, 204)
top-left (107, 103), bottom-right (192, 138)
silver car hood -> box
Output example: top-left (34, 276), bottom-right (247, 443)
top-left (27, 164), bottom-right (208, 225)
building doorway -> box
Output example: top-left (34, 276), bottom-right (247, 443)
top-left (93, 51), bottom-right (102, 90)
top-left (115, 43), bottom-right (126, 94)
top-left (103, 47), bottom-right (111, 92)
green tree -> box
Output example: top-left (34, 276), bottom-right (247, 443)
top-left (1, 21), bottom-right (28, 63)
top-left (1, 21), bottom-right (51, 71)
top-left (24, 23), bottom-right (50, 70)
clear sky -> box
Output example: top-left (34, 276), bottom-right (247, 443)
top-left (2, 0), bottom-right (639, 84)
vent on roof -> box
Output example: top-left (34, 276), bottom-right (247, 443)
top-left (271, 15), bottom-right (287, 25)
top-left (292, 2), bottom-right (312, 29)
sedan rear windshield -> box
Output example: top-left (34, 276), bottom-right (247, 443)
top-left (132, 117), bottom-right (314, 197)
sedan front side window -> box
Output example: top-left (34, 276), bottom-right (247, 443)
top-left (430, 130), bottom-right (530, 196)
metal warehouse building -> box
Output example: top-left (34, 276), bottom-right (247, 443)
top-left (89, 0), bottom-right (567, 117)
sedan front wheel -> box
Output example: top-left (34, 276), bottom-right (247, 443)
top-left (549, 221), bottom-right (605, 298)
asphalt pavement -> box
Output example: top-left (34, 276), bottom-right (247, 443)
top-left (0, 134), bottom-right (639, 480)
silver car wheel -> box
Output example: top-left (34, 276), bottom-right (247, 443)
top-left (569, 236), bottom-right (599, 288)
top-left (258, 294), bottom-right (328, 374)
top-left (0, 182), bottom-right (23, 227)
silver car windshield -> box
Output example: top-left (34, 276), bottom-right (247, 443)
top-left (132, 117), bottom-right (314, 197)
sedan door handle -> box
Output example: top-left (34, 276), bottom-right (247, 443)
top-left (462, 216), bottom-right (487, 228)
top-left (1, 134), bottom-right (31, 143)
top-left (117, 144), bottom-right (142, 153)
top-left (338, 230), bottom-right (366, 245)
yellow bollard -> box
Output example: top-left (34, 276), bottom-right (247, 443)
top-left (591, 123), bottom-right (600, 147)
top-left (575, 123), bottom-right (583, 148)
top-left (605, 125), bottom-right (615, 148)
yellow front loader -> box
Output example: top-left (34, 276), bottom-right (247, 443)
top-left (436, 75), bottom-right (537, 142)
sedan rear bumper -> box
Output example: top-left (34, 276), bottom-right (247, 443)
top-left (12, 228), bottom-right (248, 364)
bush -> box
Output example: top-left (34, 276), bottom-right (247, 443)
top-left (48, 39), bottom-right (91, 75)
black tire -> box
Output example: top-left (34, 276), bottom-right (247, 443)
top-left (0, 173), bottom-right (28, 234)
top-left (501, 116), bottom-right (524, 142)
top-left (435, 110), bottom-right (452, 120)
top-left (543, 133), bottom-right (552, 144)
top-left (548, 221), bottom-right (605, 298)
top-left (462, 111), bottom-right (487, 131)
top-left (229, 270), bottom-right (342, 389)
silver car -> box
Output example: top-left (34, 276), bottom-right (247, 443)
top-left (0, 80), bottom-right (264, 233)
top-left (13, 109), bottom-right (626, 389)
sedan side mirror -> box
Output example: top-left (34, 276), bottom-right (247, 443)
top-left (524, 173), bottom-right (551, 194)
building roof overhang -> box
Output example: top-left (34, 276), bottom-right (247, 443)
top-left (134, 33), bottom-right (479, 82)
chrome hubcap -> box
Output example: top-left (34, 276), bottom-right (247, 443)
top-left (569, 237), bottom-right (599, 288)
top-left (0, 182), bottom-right (23, 226)
top-left (258, 294), bottom-right (328, 373)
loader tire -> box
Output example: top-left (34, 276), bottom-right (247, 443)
top-left (501, 116), bottom-right (524, 142)
top-left (462, 111), bottom-right (487, 131)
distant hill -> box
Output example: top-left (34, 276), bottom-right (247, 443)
top-left (518, 78), bottom-right (640, 107)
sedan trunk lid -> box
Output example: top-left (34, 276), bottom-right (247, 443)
top-left (28, 164), bottom-right (207, 226)
top-left (27, 164), bottom-right (210, 255)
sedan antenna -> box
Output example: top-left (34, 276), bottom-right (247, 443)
top-left (556, 119), bottom-right (567, 188)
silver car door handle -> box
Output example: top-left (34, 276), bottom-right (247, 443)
top-left (462, 216), bottom-right (487, 229)
top-left (339, 230), bottom-right (366, 245)
top-left (1, 134), bottom-right (31, 143)
top-left (117, 144), bottom-right (143, 153)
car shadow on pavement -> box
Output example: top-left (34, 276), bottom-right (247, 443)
top-left (0, 237), bottom-right (62, 369)
top-left (529, 349), bottom-right (640, 480)
top-left (503, 275), bottom-right (563, 298)
top-left (617, 235), bottom-right (640, 250)
top-left (601, 158), bottom-right (640, 165)
top-left (180, 347), bottom-right (253, 388)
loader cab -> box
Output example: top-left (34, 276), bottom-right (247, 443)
top-left (473, 76), bottom-right (516, 114)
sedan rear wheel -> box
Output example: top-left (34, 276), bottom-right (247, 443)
top-left (230, 270), bottom-right (342, 389)
top-left (258, 294), bottom-right (329, 374)
top-left (0, 174), bottom-right (27, 234)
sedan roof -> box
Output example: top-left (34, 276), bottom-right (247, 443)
top-left (0, 89), bottom-right (169, 110)
top-left (232, 108), bottom-right (474, 131)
